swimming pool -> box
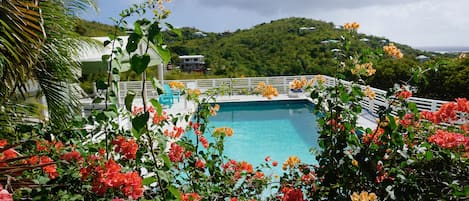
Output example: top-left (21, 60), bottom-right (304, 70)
top-left (207, 100), bottom-right (319, 169)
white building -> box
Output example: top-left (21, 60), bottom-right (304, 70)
top-left (179, 55), bottom-right (205, 72)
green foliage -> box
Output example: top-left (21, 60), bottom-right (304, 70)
top-left (164, 17), bottom-right (467, 100)
top-left (74, 18), bottom-right (125, 36)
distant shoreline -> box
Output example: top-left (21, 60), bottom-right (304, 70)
top-left (415, 46), bottom-right (469, 53)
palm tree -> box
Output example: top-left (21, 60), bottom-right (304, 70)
top-left (0, 0), bottom-right (44, 98)
top-left (0, 0), bottom-right (97, 129)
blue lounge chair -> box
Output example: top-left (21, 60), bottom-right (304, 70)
top-left (159, 84), bottom-right (174, 108)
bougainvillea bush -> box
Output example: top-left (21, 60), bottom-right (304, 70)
top-left (291, 23), bottom-right (469, 200)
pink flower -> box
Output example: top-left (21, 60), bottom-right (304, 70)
top-left (0, 184), bottom-right (13, 201)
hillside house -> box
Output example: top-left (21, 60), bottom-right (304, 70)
top-left (179, 55), bottom-right (205, 72)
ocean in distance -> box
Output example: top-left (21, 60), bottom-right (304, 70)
top-left (415, 46), bottom-right (469, 54)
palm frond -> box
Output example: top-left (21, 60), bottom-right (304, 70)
top-left (0, 0), bottom-right (45, 98)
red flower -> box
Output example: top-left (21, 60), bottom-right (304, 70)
top-left (61, 150), bottom-right (83, 162)
top-left (184, 151), bottom-right (192, 158)
top-left (396, 90), bottom-right (412, 99)
top-left (0, 148), bottom-right (18, 167)
top-left (272, 161), bottom-right (278, 167)
top-left (0, 139), bottom-right (7, 147)
top-left (112, 136), bottom-right (138, 160)
top-left (230, 198), bottom-right (238, 201)
top-left (164, 126), bottom-right (185, 138)
top-left (265, 156), bottom-right (271, 162)
top-left (456, 98), bottom-right (469, 113)
top-left (428, 130), bottom-right (469, 151)
top-left (153, 111), bottom-right (168, 124)
top-left (399, 113), bottom-right (413, 128)
top-left (169, 143), bottom-right (185, 163)
top-left (35, 140), bottom-right (49, 152)
top-left (281, 187), bottom-right (305, 201)
top-left (83, 158), bottom-right (143, 200)
top-left (254, 171), bottom-right (264, 179)
top-left (195, 159), bottom-right (205, 169)
top-left (121, 172), bottom-right (144, 200)
top-left (181, 192), bottom-right (201, 201)
top-left (199, 136), bottom-right (209, 148)
top-left (40, 156), bottom-right (58, 179)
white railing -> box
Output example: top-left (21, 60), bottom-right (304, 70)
top-left (118, 75), bottom-right (448, 116)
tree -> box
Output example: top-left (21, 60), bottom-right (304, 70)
top-left (0, 0), bottom-right (96, 128)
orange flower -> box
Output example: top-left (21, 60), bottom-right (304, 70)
top-left (255, 82), bottom-right (278, 99)
top-left (364, 86), bottom-right (375, 100)
top-left (210, 104), bottom-right (220, 116)
top-left (282, 156), bottom-right (301, 170)
top-left (344, 22), bottom-right (360, 30)
top-left (383, 43), bottom-right (403, 59)
top-left (168, 81), bottom-right (185, 89)
top-left (213, 127), bottom-right (234, 137)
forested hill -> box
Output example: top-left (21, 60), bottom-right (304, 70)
top-left (164, 17), bottom-right (467, 100)
top-left (165, 17), bottom-right (425, 75)
top-left (76, 17), bottom-right (468, 100)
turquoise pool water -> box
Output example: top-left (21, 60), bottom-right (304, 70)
top-left (207, 100), bottom-right (319, 170)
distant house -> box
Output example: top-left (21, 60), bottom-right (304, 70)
top-left (194, 31), bottom-right (207, 37)
top-left (416, 55), bottom-right (430, 62)
top-left (299, 26), bottom-right (315, 32)
top-left (179, 55), bottom-right (205, 72)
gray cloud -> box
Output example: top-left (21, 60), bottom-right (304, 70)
top-left (81, 0), bottom-right (469, 46)
top-left (196, 0), bottom-right (425, 16)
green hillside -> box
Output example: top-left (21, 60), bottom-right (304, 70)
top-left (164, 17), bottom-right (467, 100)
top-left (74, 18), bottom-right (125, 37)
top-left (75, 17), bottom-right (467, 100)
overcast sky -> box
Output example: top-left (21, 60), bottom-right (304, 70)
top-left (80, 0), bottom-right (469, 47)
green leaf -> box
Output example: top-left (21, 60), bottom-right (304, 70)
top-left (133, 21), bottom-right (143, 36)
top-left (104, 111), bottom-right (117, 119)
top-left (130, 54), bottom-right (151, 75)
top-left (151, 77), bottom-right (164, 94)
top-left (132, 112), bottom-right (149, 138)
top-left (95, 80), bottom-right (108, 90)
top-left (153, 45), bottom-right (171, 64)
top-left (92, 97), bottom-right (103, 104)
top-left (166, 22), bottom-right (182, 38)
top-left (168, 185), bottom-right (182, 200)
top-left (125, 91), bottom-right (136, 112)
top-left (387, 114), bottom-right (397, 130)
top-left (148, 21), bottom-right (162, 45)
top-left (142, 177), bottom-right (157, 186)
top-left (425, 151), bottom-right (433, 160)
top-left (150, 98), bottom-right (163, 115)
top-left (101, 54), bottom-right (111, 63)
top-left (103, 40), bottom-right (111, 47)
top-left (35, 176), bottom-right (50, 184)
top-left (408, 102), bottom-right (418, 113)
top-left (126, 33), bottom-right (142, 53)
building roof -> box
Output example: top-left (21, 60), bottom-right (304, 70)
top-left (179, 55), bottom-right (204, 59)
top-left (78, 36), bottom-right (163, 73)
